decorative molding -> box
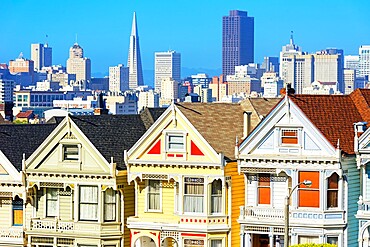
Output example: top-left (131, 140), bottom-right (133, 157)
top-left (241, 167), bottom-right (277, 174)
top-left (31, 236), bottom-right (54, 244)
top-left (0, 192), bottom-right (12, 197)
top-left (142, 174), bottom-right (168, 180)
top-left (57, 238), bottom-right (74, 245)
top-left (161, 231), bottom-right (179, 242)
top-left (40, 182), bottom-right (64, 188)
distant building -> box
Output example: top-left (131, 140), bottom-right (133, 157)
top-left (66, 43), bottom-right (91, 84)
top-left (209, 76), bottom-right (228, 102)
top-left (344, 69), bottom-right (356, 94)
top-left (127, 12), bottom-right (144, 89)
top-left (280, 32), bottom-right (302, 81)
top-left (359, 45), bottom-right (370, 78)
top-left (261, 72), bottom-right (283, 98)
top-left (109, 64), bottom-right (129, 93)
top-left (302, 81), bottom-right (339, 95)
top-left (226, 66), bottom-right (261, 95)
top-left (154, 50), bottom-right (181, 92)
top-left (90, 77), bottom-right (109, 91)
top-left (160, 78), bottom-right (178, 106)
top-left (184, 73), bottom-right (211, 89)
top-left (36, 80), bottom-right (60, 91)
top-left (194, 85), bottom-right (212, 102)
top-left (262, 56), bottom-right (279, 74)
top-left (104, 92), bottom-right (138, 115)
top-left (9, 55), bottom-right (34, 74)
top-left (31, 43), bottom-right (52, 71)
top-left (0, 78), bottom-right (14, 103)
top-left (222, 10), bottom-right (254, 76)
top-left (137, 90), bottom-right (159, 112)
top-left (344, 55), bottom-right (360, 76)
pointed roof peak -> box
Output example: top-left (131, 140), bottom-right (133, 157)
top-left (131, 12), bottom-right (138, 36)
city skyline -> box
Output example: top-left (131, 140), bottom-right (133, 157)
top-left (1, 0), bottom-right (370, 76)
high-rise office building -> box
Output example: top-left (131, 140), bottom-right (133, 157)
top-left (222, 10), bottom-right (254, 77)
top-left (279, 32), bottom-right (302, 82)
top-left (154, 50), bottom-right (181, 92)
top-left (31, 43), bottom-right (52, 71)
top-left (66, 43), bottom-right (91, 84)
top-left (127, 12), bottom-right (144, 89)
top-left (344, 55), bottom-right (360, 77)
top-left (262, 56), bottom-right (279, 74)
top-left (359, 45), bottom-right (370, 78)
top-left (109, 64), bottom-right (129, 93)
top-left (344, 69), bottom-right (356, 94)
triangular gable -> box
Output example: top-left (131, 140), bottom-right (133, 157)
top-left (0, 150), bottom-right (22, 182)
top-left (239, 97), bottom-right (337, 158)
top-left (26, 117), bottom-right (112, 175)
top-left (358, 126), bottom-right (370, 153)
top-left (128, 104), bottom-right (220, 165)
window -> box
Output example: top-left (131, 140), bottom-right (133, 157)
top-left (184, 177), bottom-right (204, 213)
top-left (104, 188), bottom-right (116, 221)
top-left (79, 186), bottom-right (98, 221)
top-left (327, 236), bottom-right (338, 245)
top-left (210, 239), bottom-right (222, 247)
top-left (184, 239), bottom-right (204, 247)
top-left (298, 171), bottom-right (320, 208)
top-left (211, 180), bottom-right (222, 213)
top-left (167, 135), bottom-right (185, 151)
top-left (258, 174), bottom-right (271, 205)
top-left (12, 196), bottom-right (23, 226)
top-left (63, 145), bottom-right (79, 161)
top-left (281, 129), bottom-right (298, 144)
top-left (46, 188), bottom-right (58, 217)
top-left (327, 173), bottom-right (339, 208)
top-left (298, 236), bottom-right (319, 244)
top-left (147, 180), bottom-right (161, 211)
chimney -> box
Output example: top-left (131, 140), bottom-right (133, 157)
top-left (94, 93), bottom-right (109, 115)
top-left (243, 111), bottom-right (252, 138)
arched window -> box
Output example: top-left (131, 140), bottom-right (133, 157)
top-left (12, 196), bottom-right (23, 226)
top-left (327, 173), bottom-right (339, 208)
top-left (104, 188), bottom-right (116, 221)
top-left (211, 179), bottom-right (222, 213)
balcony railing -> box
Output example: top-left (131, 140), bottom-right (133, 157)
top-left (0, 227), bottom-right (24, 244)
top-left (29, 218), bottom-right (121, 234)
top-left (239, 206), bottom-right (345, 225)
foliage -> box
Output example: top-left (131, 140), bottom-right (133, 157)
top-left (290, 244), bottom-right (337, 247)
top-left (13, 119), bottom-right (28, 124)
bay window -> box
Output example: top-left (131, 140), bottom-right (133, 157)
top-left (298, 171), bottom-right (320, 208)
top-left (104, 188), bottom-right (116, 221)
top-left (46, 188), bottom-right (58, 217)
top-left (184, 177), bottom-right (204, 213)
top-left (79, 186), bottom-right (98, 221)
top-left (258, 174), bottom-right (271, 205)
top-left (327, 173), bottom-right (339, 208)
top-left (211, 179), bottom-right (222, 213)
top-left (147, 180), bottom-right (161, 211)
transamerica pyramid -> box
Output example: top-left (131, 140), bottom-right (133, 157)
top-left (127, 12), bottom-right (144, 89)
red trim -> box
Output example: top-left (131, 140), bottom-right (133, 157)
top-left (181, 233), bottom-right (206, 237)
top-left (148, 140), bottom-right (161, 154)
top-left (167, 154), bottom-right (175, 157)
top-left (176, 154), bottom-right (184, 157)
top-left (191, 140), bottom-right (204, 156)
top-left (158, 232), bottom-right (161, 245)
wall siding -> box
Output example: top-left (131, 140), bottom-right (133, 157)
top-left (343, 157), bottom-right (360, 247)
top-left (272, 180), bottom-right (286, 208)
top-left (247, 177), bottom-right (256, 206)
top-left (59, 192), bottom-right (72, 220)
top-left (123, 182), bottom-right (135, 247)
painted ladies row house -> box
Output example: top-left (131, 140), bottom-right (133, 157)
top-left (125, 98), bottom-right (279, 247)
top-left (237, 89), bottom-right (370, 247)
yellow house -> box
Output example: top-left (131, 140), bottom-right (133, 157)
top-left (24, 109), bottom-right (164, 247)
top-left (126, 99), bottom-right (279, 247)
top-left (0, 123), bottom-right (57, 247)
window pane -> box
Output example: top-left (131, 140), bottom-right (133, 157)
top-left (104, 189), bottom-right (116, 221)
top-left (211, 180), bottom-right (222, 213)
top-left (282, 129), bottom-right (298, 144)
top-left (80, 186), bottom-right (98, 220)
top-left (12, 198), bottom-right (23, 226)
top-left (168, 135), bottom-right (184, 150)
top-left (63, 145), bottom-right (79, 161)
top-left (46, 188), bottom-right (58, 217)
top-left (299, 190), bottom-right (320, 207)
top-left (211, 240), bottom-right (222, 247)
top-left (148, 180), bottom-right (160, 210)
top-left (328, 173), bottom-right (339, 189)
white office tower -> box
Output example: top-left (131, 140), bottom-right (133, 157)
top-left (138, 90), bottom-right (159, 112)
top-left (0, 79), bottom-right (14, 103)
top-left (261, 72), bottom-right (283, 98)
top-left (127, 12), bottom-right (144, 89)
top-left (279, 32), bottom-right (302, 81)
top-left (109, 64), bottom-right (129, 93)
top-left (344, 55), bottom-right (359, 75)
top-left (66, 43), bottom-right (91, 85)
top-left (344, 69), bottom-right (356, 94)
top-left (160, 78), bottom-right (178, 106)
top-left (154, 50), bottom-right (181, 92)
top-left (314, 52), bottom-right (342, 89)
top-left (31, 43), bottom-right (52, 71)
top-left (359, 45), bottom-right (370, 78)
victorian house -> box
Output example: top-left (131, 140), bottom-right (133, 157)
top-left (126, 99), bottom-right (279, 247)
top-left (24, 108), bottom-right (164, 247)
top-left (237, 89), bottom-right (370, 247)
top-left (0, 123), bottom-right (57, 246)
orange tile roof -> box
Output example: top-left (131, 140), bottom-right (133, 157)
top-left (289, 89), bottom-right (370, 155)
top-left (16, 110), bottom-right (34, 119)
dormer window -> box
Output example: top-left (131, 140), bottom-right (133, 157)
top-left (63, 145), bottom-right (79, 161)
top-left (164, 131), bottom-right (186, 153)
top-left (281, 129), bottom-right (298, 145)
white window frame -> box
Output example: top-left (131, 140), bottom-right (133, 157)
top-left (280, 128), bottom-right (299, 146)
top-left (210, 239), bottom-right (223, 247)
top-left (79, 185), bottom-right (99, 221)
top-left (183, 177), bottom-right (204, 214)
top-left (104, 188), bottom-right (116, 222)
top-left (59, 140), bottom-right (81, 163)
top-left (146, 180), bottom-right (162, 212)
top-left (164, 130), bottom-right (186, 152)
top-left (45, 188), bottom-right (58, 217)
top-left (210, 180), bottom-right (222, 214)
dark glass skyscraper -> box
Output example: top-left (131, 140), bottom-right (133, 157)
top-left (222, 10), bottom-right (254, 77)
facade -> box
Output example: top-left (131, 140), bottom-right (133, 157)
top-left (126, 100), bottom-right (279, 247)
top-left (105, 93), bottom-right (138, 115)
top-left (9, 56), bottom-right (35, 74)
top-left (237, 90), bottom-right (370, 247)
top-left (14, 90), bottom-right (65, 107)
top-left (262, 56), bottom-right (279, 74)
top-left (66, 43), bottom-right (92, 84)
top-left (185, 73), bottom-right (211, 89)
top-left (345, 55), bottom-right (360, 77)
top-left (109, 64), bottom-right (129, 93)
top-left (302, 81), bottom-right (339, 95)
top-left (31, 43), bottom-right (52, 71)
top-left (279, 32), bottom-right (302, 82)
top-left (226, 71), bottom-right (261, 95)
top-left (137, 90), bottom-right (160, 113)
top-left (344, 69), bottom-right (356, 94)
top-left (24, 110), bottom-right (164, 247)
top-left (359, 45), bottom-right (370, 78)
top-left (222, 10), bottom-right (254, 77)
top-left (154, 51), bottom-right (181, 92)
top-left (0, 78), bottom-right (14, 103)
top-left (193, 85), bottom-right (212, 102)
top-left (127, 12), bottom-right (144, 89)
top-left (209, 76), bottom-right (228, 102)
top-left (160, 78), bottom-right (179, 106)
top-left (261, 72), bottom-right (283, 98)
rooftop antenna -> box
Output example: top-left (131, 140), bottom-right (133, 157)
top-left (290, 31), bottom-right (294, 45)
top-left (75, 33), bottom-right (78, 44)
top-left (45, 34), bottom-right (49, 47)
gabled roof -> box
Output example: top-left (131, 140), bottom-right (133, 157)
top-left (16, 110), bottom-right (34, 119)
top-left (288, 89), bottom-right (370, 155)
top-left (175, 99), bottom-right (279, 160)
top-left (70, 108), bottom-right (165, 169)
top-left (0, 123), bottom-right (58, 171)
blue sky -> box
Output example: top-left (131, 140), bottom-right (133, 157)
top-left (1, 0), bottom-right (369, 76)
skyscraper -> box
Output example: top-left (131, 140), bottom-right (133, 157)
top-left (127, 12), bottom-right (144, 89)
top-left (222, 10), bottom-right (254, 77)
top-left (66, 43), bottom-right (91, 85)
top-left (31, 43), bottom-right (52, 71)
top-left (109, 64), bottom-right (129, 93)
top-left (359, 45), bottom-right (370, 78)
top-left (154, 50), bottom-right (181, 92)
